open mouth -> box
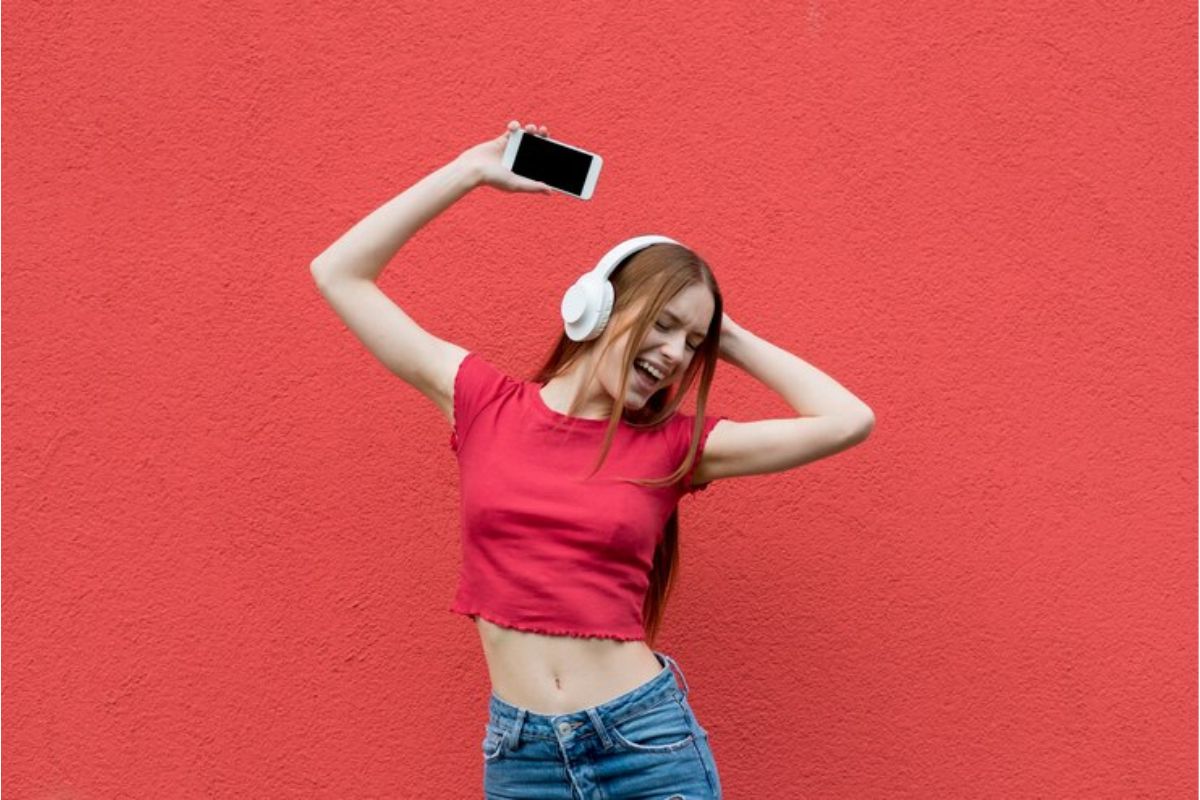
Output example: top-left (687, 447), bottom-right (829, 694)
top-left (632, 358), bottom-right (664, 391)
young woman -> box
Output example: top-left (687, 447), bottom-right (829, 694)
top-left (311, 120), bottom-right (875, 799)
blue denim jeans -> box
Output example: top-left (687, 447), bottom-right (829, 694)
top-left (481, 650), bottom-right (722, 799)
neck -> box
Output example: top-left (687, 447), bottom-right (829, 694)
top-left (541, 355), bottom-right (616, 420)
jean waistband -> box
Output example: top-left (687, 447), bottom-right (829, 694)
top-left (486, 650), bottom-right (691, 746)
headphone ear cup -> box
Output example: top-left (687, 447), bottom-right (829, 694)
top-left (590, 280), bottom-right (614, 339)
top-left (562, 273), bottom-right (615, 341)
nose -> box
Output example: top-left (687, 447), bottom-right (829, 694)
top-left (661, 337), bottom-right (688, 371)
top-left (672, 333), bottom-right (691, 361)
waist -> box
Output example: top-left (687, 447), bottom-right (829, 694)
top-left (476, 616), bottom-right (663, 714)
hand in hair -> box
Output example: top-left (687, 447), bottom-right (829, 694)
top-left (717, 312), bottom-right (742, 361)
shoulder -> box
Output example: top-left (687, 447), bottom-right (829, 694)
top-left (453, 350), bottom-right (519, 394)
top-left (448, 350), bottom-right (521, 453)
top-left (669, 410), bottom-right (728, 443)
top-left (669, 409), bottom-right (729, 495)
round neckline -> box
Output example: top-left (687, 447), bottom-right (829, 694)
top-left (532, 382), bottom-right (623, 426)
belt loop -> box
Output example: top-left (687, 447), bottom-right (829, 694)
top-left (586, 707), bottom-right (614, 749)
top-left (507, 708), bottom-right (526, 751)
top-left (659, 651), bottom-right (690, 698)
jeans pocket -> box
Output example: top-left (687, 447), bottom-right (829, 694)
top-left (608, 697), bottom-right (696, 753)
top-left (481, 723), bottom-right (507, 761)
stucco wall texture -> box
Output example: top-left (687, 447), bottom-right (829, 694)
top-left (3, 2), bottom-right (1195, 798)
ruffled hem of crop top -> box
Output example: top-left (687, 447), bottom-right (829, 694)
top-left (449, 603), bottom-right (647, 642)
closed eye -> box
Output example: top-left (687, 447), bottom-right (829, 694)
top-left (655, 321), bottom-right (700, 351)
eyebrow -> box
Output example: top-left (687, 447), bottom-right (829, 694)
top-left (662, 310), bottom-right (706, 338)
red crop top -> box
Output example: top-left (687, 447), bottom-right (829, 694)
top-left (447, 350), bottom-right (727, 641)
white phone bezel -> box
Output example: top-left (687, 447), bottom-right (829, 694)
top-left (501, 129), bottom-right (602, 200)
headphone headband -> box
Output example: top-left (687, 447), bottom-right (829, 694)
top-left (560, 235), bottom-right (683, 342)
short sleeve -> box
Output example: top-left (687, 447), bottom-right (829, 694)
top-left (674, 412), bottom-right (729, 497)
top-left (448, 351), bottom-right (514, 454)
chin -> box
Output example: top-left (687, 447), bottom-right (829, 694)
top-left (628, 383), bottom-right (663, 405)
top-left (624, 387), bottom-right (652, 408)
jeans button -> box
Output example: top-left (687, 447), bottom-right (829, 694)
top-left (557, 721), bottom-right (572, 734)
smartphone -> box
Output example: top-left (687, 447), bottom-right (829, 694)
top-left (502, 130), bottom-right (603, 200)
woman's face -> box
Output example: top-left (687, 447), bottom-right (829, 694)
top-left (602, 283), bottom-right (715, 409)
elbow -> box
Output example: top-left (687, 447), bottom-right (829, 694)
top-left (310, 258), bottom-right (370, 292)
top-left (843, 409), bottom-right (875, 441)
top-left (310, 258), bottom-right (330, 287)
top-left (310, 258), bottom-right (346, 292)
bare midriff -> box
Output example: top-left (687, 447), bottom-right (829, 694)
top-left (474, 614), bottom-right (665, 715)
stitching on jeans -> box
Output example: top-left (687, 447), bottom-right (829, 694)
top-left (608, 724), bottom-right (695, 752)
top-left (608, 699), bottom-right (695, 752)
top-left (608, 693), bottom-right (678, 729)
top-left (690, 737), bottom-right (718, 796)
top-left (681, 699), bottom-right (718, 797)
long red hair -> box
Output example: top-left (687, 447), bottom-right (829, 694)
top-left (529, 243), bottom-right (723, 645)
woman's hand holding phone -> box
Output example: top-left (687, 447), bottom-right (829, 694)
top-left (458, 120), bottom-right (555, 195)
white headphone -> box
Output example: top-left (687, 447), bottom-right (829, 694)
top-left (560, 235), bottom-right (683, 342)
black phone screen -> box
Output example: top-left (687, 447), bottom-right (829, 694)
top-left (512, 134), bottom-right (593, 195)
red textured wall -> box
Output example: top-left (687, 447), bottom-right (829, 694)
top-left (3, 2), bottom-right (1195, 798)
